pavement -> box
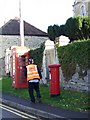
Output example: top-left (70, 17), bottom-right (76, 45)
top-left (0, 93), bottom-right (89, 120)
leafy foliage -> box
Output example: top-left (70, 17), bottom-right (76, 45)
top-left (81, 17), bottom-right (90, 39)
top-left (28, 39), bottom-right (90, 81)
top-left (57, 40), bottom-right (90, 81)
top-left (65, 17), bottom-right (83, 40)
top-left (48, 16), bottom-right (90, 42)
top-left (28, 42), bottom-right (45, 69)
top-left (48, 25), bottom-right (55, 41)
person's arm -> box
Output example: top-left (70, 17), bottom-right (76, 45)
top-left (24, 66), bottom-right (27, 78)
top-left (37, 66), bottom-right (42, 79)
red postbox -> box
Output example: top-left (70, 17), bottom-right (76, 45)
top-left (48, 64), bottom-right (60, 96)
top-left (11, 46), bottom-right (30, 88)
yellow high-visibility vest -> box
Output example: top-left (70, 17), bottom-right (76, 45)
top-left (26, 64), bottom-right (40, 81)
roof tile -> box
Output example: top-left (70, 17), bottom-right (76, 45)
top-left (0, 18), bottom-right (48, 37)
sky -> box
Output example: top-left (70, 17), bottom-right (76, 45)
top-left (0, 0), bottom-right (75, 32)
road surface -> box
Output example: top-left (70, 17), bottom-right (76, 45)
top-left (0, 103), bottom-right (38, 119)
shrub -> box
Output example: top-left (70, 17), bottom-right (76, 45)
top-left (29, 42), bottom-right (45, 69)
top-left (57, 39), bottom-right (90, 81)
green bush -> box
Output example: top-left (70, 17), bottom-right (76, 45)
top-left (28, 42), bottom-right (45, 69)
top-left (28, 40), bottom-right (90, 81)
top-left (57, 39), bottom-right (90, 81)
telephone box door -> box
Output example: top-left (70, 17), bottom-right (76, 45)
top-left (12, 47), bottom-right (29, 88)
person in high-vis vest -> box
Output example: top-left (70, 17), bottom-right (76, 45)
top-left (25, 59), bottom-right (42, 103)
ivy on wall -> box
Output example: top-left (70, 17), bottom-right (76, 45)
top-left (57, 40), bottom-right (90, 81)
top-left (29, 42), bottom-right (45, 69)
top-left (28, 40), bottom-right (90, 81)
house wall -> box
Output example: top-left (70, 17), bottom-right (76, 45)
top-left (0, 35), bottom-right (48, 58)
top-left (88, 1), bottom-right (90, 16)
top-left (0, 35), bottom-right (48, 76)
top-left (73, 0), bottom-right (90, 16)
top-left (73, 2), bottom-right (81, 16)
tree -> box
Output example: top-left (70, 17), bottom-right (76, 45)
top-left (47, 16), bottom-right (90, 42)
top-left (81, 17), bottom-right (90, 39)
top-left (48, 25), bottom-right (55, 41)
top-left (59, 25), bottom-right (66, 36)
top-left (53, 24), bottom-right (60, 38)
top-left (65, 17), bottom-right (83, 41)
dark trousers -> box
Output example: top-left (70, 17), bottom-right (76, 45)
top-left (28, 82), bottom-right (41, 102)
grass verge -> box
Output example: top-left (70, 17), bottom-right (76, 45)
top-left (1, 76), bottom-right (89, 112)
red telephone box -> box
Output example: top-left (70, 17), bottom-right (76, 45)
top-left (11, 46), bottom-right (30, 88)
top-left (48, 64), bottom-right (60, 96)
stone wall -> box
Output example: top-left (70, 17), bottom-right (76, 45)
top-left (0, 35), bottom-right (48, 58)
top-left (0, 57), bottom-right (5, 76)
top-left (61, 69), bottom-right (90, 92)
top-left (0, 35), bottom-right (48, 76)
